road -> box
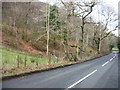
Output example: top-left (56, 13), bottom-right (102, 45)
top-left (2, 52), bottom-right (119, 89)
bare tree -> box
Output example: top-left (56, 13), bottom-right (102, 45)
top-left (75, 1), bottom-right (97, 54)
top-left (94, 4), bottom-right (118, 53)
top-left (59, 0), bottom-right (97, 59)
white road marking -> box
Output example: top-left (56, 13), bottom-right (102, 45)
top-left (110, 58), bottom-right (113, 61)
top-left (102, 61), bottom-right (109, 67)
top-left (102, 54), bottom-right (116, 66)
top-left (66, 54), bottom-right (117, 89)
top-left (66, 69), bottom-right (97, 89)
top-left (110, 55), bottom-right (116, 62)
top-left (113, 55), bottom-right (116, 58)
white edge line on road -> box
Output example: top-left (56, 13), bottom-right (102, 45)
top-left (66, 69), bottom-right (97, 89)
top-left (102, 61), bottom-right (109, 67)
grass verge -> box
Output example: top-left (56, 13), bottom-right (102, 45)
top-left (1, 46), bottom-right (58, 70)
top-left (1, 51), bottom-right (110, 80)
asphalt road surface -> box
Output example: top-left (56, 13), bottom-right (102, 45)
top-left (2, 52), bottom-right (119, 89)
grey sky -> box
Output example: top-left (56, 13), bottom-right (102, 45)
top-left (39, 0), bottom-right (118, 36)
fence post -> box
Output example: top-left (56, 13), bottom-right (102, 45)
top-left (16, 55), bottom-right (20, 68)
top-left (48, 53), bottom-right (51, 64)
top-left (24, 56), bottom-right (27, 67)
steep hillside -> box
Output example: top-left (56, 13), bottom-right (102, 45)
top-left (2, 2), bottom-right (94, 57)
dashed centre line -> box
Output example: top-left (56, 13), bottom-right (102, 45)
top-left (102, 61), bottom-right (109, 67)
top-left (66, 69), bottom-right (97, 89)
top-left (66, 54), bottom-right (116, 89)
top-left (102, 54), bottom-right (116, 67)
top-left (110, 58), bottom-right (113, 61)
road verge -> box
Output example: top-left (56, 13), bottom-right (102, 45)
top-left (2, 53), bottom-right (110, 81)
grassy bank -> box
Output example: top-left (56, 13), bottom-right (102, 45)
top-left (1, 47), bottom-right (58, 70)
top-left (1, 46), bottom-right (110, 79)
top-left (2, 52), bottom-right (110, 80)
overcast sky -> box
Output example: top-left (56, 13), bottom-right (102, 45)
top-left (39, 0), bottom-right (119, 36)
top-left (103, 0), bottom-right (119, 36)
top-left (39, 0), bottom-right (119, 9)
top-left (38, 0), bottom-right (119, 14)
top-left (95, 0), bottom-right (119, 35)
top-left (102, 0), bottom-right (119, 36)
top-left (104, 0), bottom-right (119, 12)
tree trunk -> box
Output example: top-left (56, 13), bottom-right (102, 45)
top-left (97, 39), bottom-right (101, 54)
top-left (46, 4), bottom-right (50, 56)
top-left (98, 39), bottom-right (101, 53)
top-left (76, 32), bottom-right (79, 59)
top-left (81, 18), bottom-right (85, 58)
